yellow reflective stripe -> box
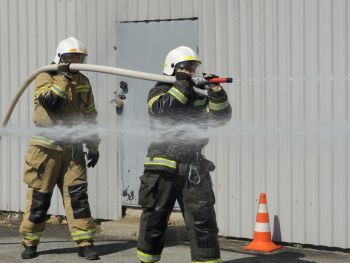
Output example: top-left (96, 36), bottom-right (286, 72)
top-left (85, 103), bottom-right (95, 113)
top-left (192, 258), bottom-right (222, 263)
top-left (22, 232), bottom-right (42, 240)
top-left (168, 87), bottom-right (188, 104)
top-left (76, 85), bottom-right (91, 93)
top-left (35, 85), bottom-right (51, 98)
top-left (136, 249), bottom-right (161, 263)
top-left (30, 135), bottom-right (56, 146)
top-left (145, 157), bottom-right (177, 165)
top-left (71, 229), bottom-right (96, 237)
top-left (193, 99), bottom-right (207, 107)
top-left (76, 89), bottom-right (90, 93)
top-left (147, 93), bottom-right (165, 111)
top-left (208, 100), bottom-right (229, 111)
top-left (76, 85), bottom-right (91, 89)
top-left (71, 229), bottom-right (96, 241)
top-left (50, 84), bottom-right (67, 99)
top-left (144, 157), bottom-right (177, 169)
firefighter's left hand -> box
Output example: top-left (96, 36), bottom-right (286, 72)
top-left (208, 85), bottom-right (223, 92)
top-left (87, 147), bottom-right (99, 168)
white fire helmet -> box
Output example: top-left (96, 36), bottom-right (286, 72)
top-left (53, 37), bottom-right (88, 64)
top-left (163, 46), bottom-right (201, 75)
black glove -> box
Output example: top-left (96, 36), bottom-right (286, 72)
top-left (86, 148), bottom-right (99, 168)
top-left (57, 62), bottom-right (70, 73)
top-left (192, 73), bottom-right (219, 89)
top-left (57, 62), bottom-right (74, 79)
top-left (207, 83), bottom-right (223, 93)
top-left (175, 71), bottom-right (193, 83)
top-left (202, 73), bottom-right (219, 80)
top-left (38, 92), bottom-right (64, 112)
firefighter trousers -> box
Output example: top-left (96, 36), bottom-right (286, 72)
top-left (137, 161), bottom-right (221, 263)
top-left (19, 145), bottom-right (95, 247)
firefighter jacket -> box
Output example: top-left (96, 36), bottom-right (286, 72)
top-left (145, 78), bottom-right (232, 173)
top-left (30, 71), bottom-right (100, 150)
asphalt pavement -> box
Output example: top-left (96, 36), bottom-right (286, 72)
top-left (0, 225), bottom-right (349, 263)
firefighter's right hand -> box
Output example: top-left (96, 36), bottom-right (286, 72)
top-left (57, 62), bottom-right (75, 80)
top-left (57, 62), bottom-right (70, 74)
top-left (202, 73), bottom-right (219, 80)
top-left (175, 70), bottom-right (193, 83)
top-left (87, 147), bottom-right (99, 168)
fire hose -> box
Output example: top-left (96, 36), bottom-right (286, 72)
top-left (0, 63), bottom-right (233, 140)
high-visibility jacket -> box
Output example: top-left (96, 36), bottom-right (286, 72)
top-left (30, 71), bottom-right (100, 150)
top-left (145, 79), bottom-right (232, 173)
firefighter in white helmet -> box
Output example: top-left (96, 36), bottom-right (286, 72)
top-left (136, 46), bottom-right (232, 263)
top-left (53, 37), bottom-right (87, 64)
top-left (19, 37), bottom-right (100, 260)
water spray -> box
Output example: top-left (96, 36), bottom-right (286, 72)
top-left (0, 63), bottom-right (234, 140)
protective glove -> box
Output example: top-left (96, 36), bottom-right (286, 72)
top-left (57, 62), bottom-right (70, 74)
top-left (57, 62), bottom-right (74, 80)
top-left (86, 147), bottom-right (99, 168)
top-left (192, 73), bottom-right (220, 89)
top-left (202, 73), bottom-right (222, 92)
top-left (207, 83), bottom-right (223, 92)
top-left (202, 73), bottom-right (219, 80)
top-left (175, 70), bottom-right (193, 83)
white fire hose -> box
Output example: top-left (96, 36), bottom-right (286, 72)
top-left (0, 63), bottom-right (175, 136)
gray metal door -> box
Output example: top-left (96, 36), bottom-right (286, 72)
top-left (116, 19), bottom-right (198, 206)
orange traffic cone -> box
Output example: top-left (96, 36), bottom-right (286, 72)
top-left (243, 193), bottom-right (282, 252)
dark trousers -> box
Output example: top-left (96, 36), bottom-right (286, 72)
top-left (137, 161), bottom-right (221, 262)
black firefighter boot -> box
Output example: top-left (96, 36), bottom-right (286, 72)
top-left (78, 245), bottom-right (99, 260)
top-left (21, 245), bottom-right (38, 259)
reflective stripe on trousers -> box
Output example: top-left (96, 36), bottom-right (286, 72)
top-left (21, 231), bottom-right (42, 241)
top-left (137, 249), bottom-right (161, 263)
top-left (71, 229), bottom-right (96, 241)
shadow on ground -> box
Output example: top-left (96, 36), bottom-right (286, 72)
top-left (39, 240), bottom-right (136, 257)
top-left (223, 251), bottom-right (317, 263)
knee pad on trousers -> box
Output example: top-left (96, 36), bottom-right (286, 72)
top-left (145, 209), bottom-right (168, 245)
top-left (29, 190), bottom-right (52, 224)
top-left (68, 183), bottom-right (91, 219)
top-left (193, 206), bottom-right (219, 248)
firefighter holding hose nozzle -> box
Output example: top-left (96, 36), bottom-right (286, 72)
top-left (136, 46), bottom-right (232, 263)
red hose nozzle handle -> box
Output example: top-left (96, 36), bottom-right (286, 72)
top-left (208, 77), bottom-right (233, 84)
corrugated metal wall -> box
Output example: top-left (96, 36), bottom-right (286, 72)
top-left (0, 0), bottom-right (349, 248)
top-left (205, 0), bottom-right (350, 249)
top-left (0, 0), bottom-right (122, 220)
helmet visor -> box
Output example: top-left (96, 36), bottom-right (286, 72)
top-left (175, 60), bottom-right (201, 74)
top-left (60, 53), bottom-right (87, 64)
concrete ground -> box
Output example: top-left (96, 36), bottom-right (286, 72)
top-left (0, 223), bottom-right (349, 263)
